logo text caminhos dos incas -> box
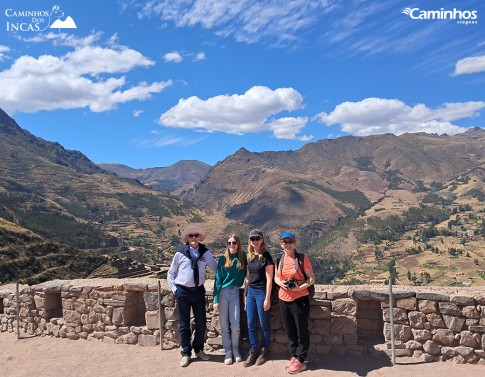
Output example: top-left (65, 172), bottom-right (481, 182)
top-left (5, 5), bottom-right (77, 32)
top-left (402, 7), bottom-right (478, 25)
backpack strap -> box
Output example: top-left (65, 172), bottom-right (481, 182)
top-left (277, 252), bottom-right (284, 273)
top-left (296, 252), bottom-right (308, 280)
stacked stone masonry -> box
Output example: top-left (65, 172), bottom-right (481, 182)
top-left (0, 280), bottom-right (484, 365)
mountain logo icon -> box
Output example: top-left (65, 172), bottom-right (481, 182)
top-left (50, 16), bottom-right (77, 29)
top-left (43, 5), bottom-right (77, 31)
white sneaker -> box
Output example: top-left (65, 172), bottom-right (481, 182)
top-left (180, 355), bottom-right (190, 367)
top-left (224, 350), bottom-right (233, 365)
top-left (233, 349), bottom-right (242, 362)
top-left (196, 350), bottom-right (210, 361)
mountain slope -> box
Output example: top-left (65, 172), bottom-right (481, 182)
top-left (174, 130), bottom-right (485, 241)
top-left (0, 108), bottom-right (241, 274)
top-left (0, 217), bottom-right (106, 284)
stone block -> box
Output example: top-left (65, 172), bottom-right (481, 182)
top-left (450, 295), bottom-right (475, 306)
top-left (426, 313), bottom-right (445, 328)
top-left (416, 293), bottom-right (449, 302)
top-left (459, 331), bottom-right (479, 347)
top-left (418, 300), bottom-right (438, 314)
top-left (408, 311), bottom-right (426, 329)
top-left (115, 332), bottom-right (138, 344)
top-left (312, 319), bottom-right (330, 335)
top-left (433, 329), bottom-right (455, 346)
top-left (462, 306), bottom-right (480, 318)
top-left (442, 315), bottom-right (465, 332)
top-left (384, 323), bottom-right (412, 342)
top-left (143, 292), bottom-right (158, 311)
top-left (383, 308), bottom-right (408, 322)
top-left (412, 328), bottom-right (432, 342)
top-left (138, 334), bottom-right (157, 347)
top-left (309, 305), bottom-right (331, 319)
top-left (439, 302), bottom-right (460, 316)
top-left (63, 310), bottom-right (81, 325)
top-left (423, 340), bottom-right (441, 355)
top-left (146, 310), bottom-right (164, 330)
top-left (330, 316), bottom-right (357, 335)
top-left (397, 297), bottom-right (417, 310)
top-left (332, 299), bottom-right (357, 315)
top-left (406, 340), bottom-right (422, 350)
top-left (455, 346), bottom-right (474, 357)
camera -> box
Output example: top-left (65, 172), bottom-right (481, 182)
top-left (286, 277), bottom-right (298, 289)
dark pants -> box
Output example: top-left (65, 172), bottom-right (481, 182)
top-left (279, 296), bottom-right (310, 362)
top-left (175, 285), bottom-right (206, 357)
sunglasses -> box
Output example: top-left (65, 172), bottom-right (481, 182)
top-left (282, 239), bottom-right (295, 244)
top-left (249, 236), bottom-right (262, 241)
top-left (227, 241), bottom-right (238, 245)
top-left (188, 233), bottom-right (200, 238)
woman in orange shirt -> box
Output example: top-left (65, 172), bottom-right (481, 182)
top-left (274, 232), bottom-right (315, 375)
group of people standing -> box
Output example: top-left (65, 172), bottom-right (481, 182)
top-left (167, 225), bottom-right (315, 375)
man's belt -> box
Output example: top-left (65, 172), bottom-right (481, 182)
top-left (176, 284), bottom-right (202, 292)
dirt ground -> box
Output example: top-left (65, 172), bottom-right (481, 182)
top-left (1, 332), bottom-right (484, 377)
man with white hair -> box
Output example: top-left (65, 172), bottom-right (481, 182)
top-left (167, 225), bottom-right (217, 367)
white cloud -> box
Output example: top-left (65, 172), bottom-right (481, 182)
top-left (454, 55), bottom-right (485, 75)
top-left (194, 52), bottom-right (206, 61)
top-left (139, 0), bottom-right (333, 46)
top-left (66, 46), bottom-right (155, 75)
top-left (133, 109), bottom-right (144, 117)
top-left (134, 134), bottom-right (204, 148)
top-left (269, 117), bottom-right (312, 141)
top-left (159, 86), bottom-right (311, 140)
top-left (0, 40), bottom-right (171, 114)
top-left (0, 45), bottom-right (9, 61)
top-left (164, 51), bottom-right (183, 63)
top-left (317, 98), bottom-right (485, 136)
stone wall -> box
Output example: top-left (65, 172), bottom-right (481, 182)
top-left (0, 280), bottom-right (484, 364)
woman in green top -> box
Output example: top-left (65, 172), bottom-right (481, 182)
top-left (213, 234), bottom-right (246, 365)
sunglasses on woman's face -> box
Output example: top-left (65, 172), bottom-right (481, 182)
top-left (249, 236), bottom-right (262, 241)
top-left (188, 233), bottom-right (200, 238)
top-left (282, 239), bottom-right (295, 244)
top-left (227, 241), bottom-right (238, 245)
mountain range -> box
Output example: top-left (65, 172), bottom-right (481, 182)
top-left (1, 107), bottom-right (484, 285)
top-left (99, 161), bottom-right (211, 193)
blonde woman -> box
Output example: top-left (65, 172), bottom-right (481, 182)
top-left (243, 229), bottom-right (274, 367)
top-left (213, 235), bottom-right (246, 365)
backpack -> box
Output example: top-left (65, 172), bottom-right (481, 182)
top-left (275, 251), bottom-right (315, 299)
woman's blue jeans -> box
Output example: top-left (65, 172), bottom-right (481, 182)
top-left (246, 286), bottom-right (271, 349)
top-left (218, 286), bottom-right (241, 353)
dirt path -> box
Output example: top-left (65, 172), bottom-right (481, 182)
top-left (1, 332), bottom-right (484, 377)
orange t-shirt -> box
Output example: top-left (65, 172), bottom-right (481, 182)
top-left (276, 253), bottom-right (311, 302)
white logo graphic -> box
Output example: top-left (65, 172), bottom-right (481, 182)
top-left (5, 5), bottom-right (77, 32)
top-left (401, 7), bottom-right (478, 24)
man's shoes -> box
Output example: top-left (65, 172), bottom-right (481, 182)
top-left (233, 349), bottom-right (242, 363)
top-left (285, 356), bottom-right (297, 369)
top-left (224, 350), bottom-right (233, 365)
top-left (243, 348), bottom-right (258, 367)
top-left (255, 347), bottom-right (269, 365)
top-left (180, 355), bottom-right (190, 367)
top-left (195, 350), bottom-right (210, 361)
top-left (287, 359), bottom-right (306, 374)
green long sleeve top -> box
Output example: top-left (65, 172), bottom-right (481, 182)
top-left (213, 251), bottom-right (247, 304)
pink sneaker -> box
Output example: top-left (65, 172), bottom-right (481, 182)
top-left (287, 359), bottom-right (306, 374)
top-left (285, 357), bottom-right (297, 369)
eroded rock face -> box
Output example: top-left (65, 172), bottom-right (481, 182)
top-left (0, 281), bottom-right (484, 364)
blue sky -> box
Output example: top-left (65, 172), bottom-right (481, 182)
top-left (0, 1), bottom-right (484, 168)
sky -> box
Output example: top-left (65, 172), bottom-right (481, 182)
top-left (0, 0), bottom-right (484, 169)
